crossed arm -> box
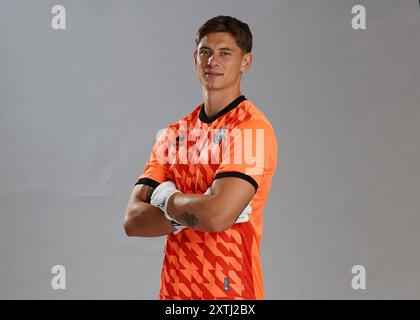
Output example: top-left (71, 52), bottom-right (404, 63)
top-left (124, 177), bottom-right (255, 237)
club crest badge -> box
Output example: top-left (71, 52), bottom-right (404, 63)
top-left (213, 127), bottom-right (227, 144)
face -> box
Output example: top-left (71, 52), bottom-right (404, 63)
top-left (194, 32), bottom-right (252, 92)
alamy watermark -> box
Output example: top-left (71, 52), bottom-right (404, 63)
top-left (51, 5), bottom-right (66, 30)
top-left (352, 5), bottom-right (366, 30)
top-left (153, 122), bottom-right (265, 175)
top-left (51, 265), bottom-right (66, 290)
top-left (351, 265), bottom-right (366, 290)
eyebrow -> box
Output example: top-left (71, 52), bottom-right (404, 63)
top-left (220, 47), bottom-right (234, 52)
top-left (199, 46), bottom-right (234, 52)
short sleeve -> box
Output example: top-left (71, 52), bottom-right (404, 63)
top-left (213, 119), bottom-right (278, 192)
top-left (135, 128), bottom-right (173, 188)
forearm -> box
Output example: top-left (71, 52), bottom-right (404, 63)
top-left (167, 193), bottom-right (228, 232)
top-left (124, 202), bottom-right (175, 237)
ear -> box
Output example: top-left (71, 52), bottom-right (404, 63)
top-left (193, 49), bottom-right (198, 69)
top-left (240, 52), bottom-right (252, 73)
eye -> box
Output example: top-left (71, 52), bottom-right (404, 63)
top-left (200, 50), bottom-right (210, 56)
top-left (221, 52), bottom-right (231, 56)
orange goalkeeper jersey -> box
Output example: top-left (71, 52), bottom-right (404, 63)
top-left (136, 95), bottom-right (278, 300)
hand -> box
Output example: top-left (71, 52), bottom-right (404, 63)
top-left (150, 181), bottom-right (181, 222)
top-left (204, 187), bottom-right (252, 224)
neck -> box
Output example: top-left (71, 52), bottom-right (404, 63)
top-left (202, 88), bottom-right (242, 118)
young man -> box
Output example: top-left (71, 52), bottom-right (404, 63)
top-left (124, 16), bottom-right (278, 300)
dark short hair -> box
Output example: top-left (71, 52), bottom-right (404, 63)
top-left (195, 16), bottom-right (253, 54)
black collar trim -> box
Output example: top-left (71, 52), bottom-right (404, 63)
top-left (199, 95), bottom-right (247, 124)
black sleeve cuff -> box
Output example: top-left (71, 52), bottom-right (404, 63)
top-left (213, 171), bottom-right (258, 192)
top-left (135, 177), bottom-right (160, 188)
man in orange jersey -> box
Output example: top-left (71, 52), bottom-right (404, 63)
top-left (124, 15), bottom-right (278, 300)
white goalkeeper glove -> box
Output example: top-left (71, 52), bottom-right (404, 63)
top-left (150, 181), bottom-right (186, 234)
top-left (150, 181), bottom-right (181, 222)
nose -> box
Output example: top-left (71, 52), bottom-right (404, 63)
top-left (207, 53), bottom-right (220, 67)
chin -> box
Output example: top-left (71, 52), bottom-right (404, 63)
top-left (205, 84), bottom-right (225, 91)
top-left (204, 79), bottom-right (227, 89)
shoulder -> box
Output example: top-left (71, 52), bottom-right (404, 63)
top-left (238, 100), bottom-right (277, 140)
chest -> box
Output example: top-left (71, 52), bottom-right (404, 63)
top-left (165, 124), bottom-right (230, 193)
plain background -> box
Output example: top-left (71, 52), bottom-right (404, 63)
top-left (1, 0), bottom-right (419, 299)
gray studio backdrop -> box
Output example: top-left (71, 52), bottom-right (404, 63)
top-left (1, 0), bottom-right (419, 299)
